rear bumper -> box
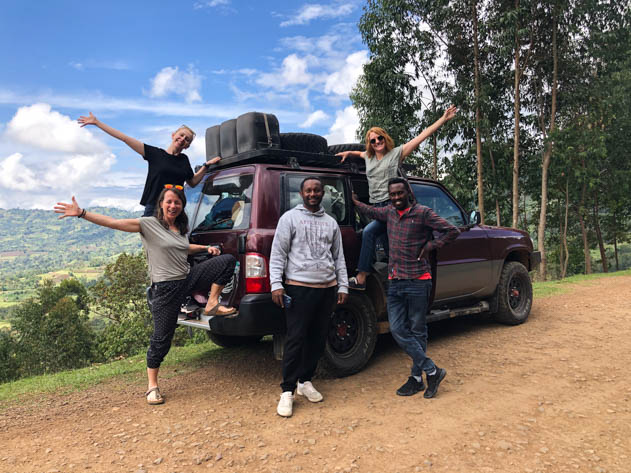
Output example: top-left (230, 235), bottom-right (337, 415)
top-left (530, 251), bottom-right (541, 270)
top-left (209, 293), bottom-right (286, 336)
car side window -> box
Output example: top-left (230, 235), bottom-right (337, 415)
top-left (192, 174), bottom-right (254, 232)
top-left (411, 183), bottom-right (465, 226)
top-left (285, 175), bottom-right (348, 225)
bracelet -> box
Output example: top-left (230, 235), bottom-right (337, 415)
top-left (77, 208), bottom-right (87, 219)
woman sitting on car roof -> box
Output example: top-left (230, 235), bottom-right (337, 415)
top-left (55, 186), bottom-right (237, 405)
top-left (336, 105), bottom-right (457, 290)
top-left (78, 112), bottom-right (220, 217)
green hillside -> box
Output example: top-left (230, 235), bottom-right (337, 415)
top-left (0, 208), bottom-right (143, 307)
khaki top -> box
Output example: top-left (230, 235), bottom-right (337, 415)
top-left (139, 217), bottom-right (190, 283)
top-left (365, 145), bottom-right (403, 203)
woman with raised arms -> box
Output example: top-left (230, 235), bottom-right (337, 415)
top-left (336, 106), bottom-right (458, 290)
top-left (78, 113), bottom-right (220, 216)
top-left (55, 186), bottom-right (236, 405)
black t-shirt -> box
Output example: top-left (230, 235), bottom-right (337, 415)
top-left (140, 144), bottom-right (194, 206)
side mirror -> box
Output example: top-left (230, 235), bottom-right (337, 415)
top-left (469, 210), bottom-right (481, 226)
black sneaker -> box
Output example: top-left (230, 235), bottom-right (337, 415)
top-left (396, 376), bottom-right (424, 396)
top-left (424, 368), bottom-right (446, 399)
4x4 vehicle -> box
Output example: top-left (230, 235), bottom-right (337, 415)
top-left (179, 144), bottom-right (540, 377)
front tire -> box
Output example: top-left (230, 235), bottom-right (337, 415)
top-left (320, 293), bottom-right (377, 377)
top-left (493, 261), bottom-right (533, 325)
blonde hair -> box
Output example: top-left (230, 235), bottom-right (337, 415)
top-left (364, 127), bottom-right (394, 157)
top-left (175, 125), bottom-right (196, 140)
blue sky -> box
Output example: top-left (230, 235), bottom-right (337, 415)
top-left (0, 0), bottom-right (367, 210)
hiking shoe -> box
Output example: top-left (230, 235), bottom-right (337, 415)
top-left (277, 391), bottom-right (294, 417)
top-left (424, 368), bottom-right (447, 399)
top-left (396, 376), bottom-right (425, 396)
top-left (349, 276), bottom-right (366, 291)
top-left (297, 381), bottom-right (323, 402)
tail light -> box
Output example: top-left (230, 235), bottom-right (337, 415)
top-left (244, 253), bottom-right (270, 293)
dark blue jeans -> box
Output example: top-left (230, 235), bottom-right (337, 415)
top-left (387, 279), bottom-right (436, 377)
top-left (357, 201), bottom-right (389, 273)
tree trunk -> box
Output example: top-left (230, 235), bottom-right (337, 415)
top-left (432, 135), bottom-right (438, 180)
top-left (512, 0), bottom-right (521, 229)
top-left (561, 180), bottom-right (569, 279)
top-left (537, 13), bottom-right (558, 281)
top-left (472, 0), bottom-right (485, 224)
top-left (579, 158), bottom-right (591, 274)
top-left (593, 195), bottom-right (608, 273)
top-left (488, 146), bottom-right (501, 226)
top-left (579, 212), bottom-right (591, 274)
top-left (613, 235), bottom-right (619, 271)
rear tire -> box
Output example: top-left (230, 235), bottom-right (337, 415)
top-left (492, 262), bottom-right (532, 325)
top-left (207, 332), bottom-right (261, 348)
top-left (319, 293), bottom-right (377, 377)
top-left (280, 132), bottom-right (328, 153)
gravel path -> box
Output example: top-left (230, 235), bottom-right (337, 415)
top-left (1, 275), bottom-right (630, 473)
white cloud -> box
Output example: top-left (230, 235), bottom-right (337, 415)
top-left (257, 55), bottom-right (313, 89)
top-left (70, 59), bottom-right (130, 71)
top-left (324, 50), bottom-right (368, 96)
top-left (86, 197), bottom-right (143, 211)
top-left (0, 153), bottom-right (38, 191)
top-left (5, 103), bottom-right (108, 154)
top-left (325, 105), bottom-right (359, 144)
top-left (44, 152), bottom-right (116, 189)
top-left (281, 2), bottom-right (356, 27)
top-left (300, 110), bottom-right (330, 128)
top-left (148, 65), bottom-right (203, 103)
top-left (0, 105), bottom-right (120, 209)
top-left (194, 0), bottom-right (230, 9)
top-left (187, 135), bottom-right (207, 162)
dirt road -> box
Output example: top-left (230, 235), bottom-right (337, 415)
top-left (1, 275), bottom-right (630, 473)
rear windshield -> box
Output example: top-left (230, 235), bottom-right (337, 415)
top-left (191, 174), bottom-right (254, 232)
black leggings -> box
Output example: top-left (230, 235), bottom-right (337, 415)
top-left (146, 254), bottom-right (236, 369)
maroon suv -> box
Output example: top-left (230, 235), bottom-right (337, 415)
top-left (180, 147), bottom-right (540, 377)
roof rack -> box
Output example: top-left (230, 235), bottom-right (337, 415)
top-left (202, 148), bottom-right (366, 173)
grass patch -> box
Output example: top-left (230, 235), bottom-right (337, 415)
top-left (533, 268), bottom-right (631, 298)
top-left (0, 341), bottom-right (222, 407)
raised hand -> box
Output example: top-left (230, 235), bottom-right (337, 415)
top-left (54, 196), bottom-right (82, 219)
top-left (77, 112), bottom-right (98, 127)
top-left (442, 105), bottom-right (458, 121)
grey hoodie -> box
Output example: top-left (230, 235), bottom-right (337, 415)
top-left (270, 204), bottom-right (349, 293)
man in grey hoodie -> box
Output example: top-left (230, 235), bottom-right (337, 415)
top-left (270, 176), bottom-right (349, 417)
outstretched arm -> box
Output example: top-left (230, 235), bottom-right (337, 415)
top-left (78, 112), bottom-right (145, 157)
top-left (351, 193), bottom-right (389, 221)
top-left (401, 105), bottom-right (458, 160)
top-left (336, 150), bottom-right (366, 163)
top-left (54, 196), bottom-right (141, 233)
top-left (187, 156), bottom-right (221, 187)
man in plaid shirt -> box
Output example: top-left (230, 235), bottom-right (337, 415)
top-left (352, 177), bottom-right (460, 398)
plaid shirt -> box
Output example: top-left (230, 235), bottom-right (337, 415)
top-left (355, 201), bottom-right (460, 279)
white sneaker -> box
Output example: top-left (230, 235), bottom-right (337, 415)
top-left (296, 381), bottom-right (323, 403)
top-left (277, 391), bottom-right (294, 417)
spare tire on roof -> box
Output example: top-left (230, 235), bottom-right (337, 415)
top-left (279, 132), bottom-right (328, 154)
top-left (327, 143), bottom-right (365, 155)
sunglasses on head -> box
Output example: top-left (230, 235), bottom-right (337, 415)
top-left (164, 184), bottom-right (183, 190)
top-left (370, 135), bottom-right (385, 145)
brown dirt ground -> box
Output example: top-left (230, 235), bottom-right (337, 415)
top-left (1, 275), bottom-right (630, 473)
